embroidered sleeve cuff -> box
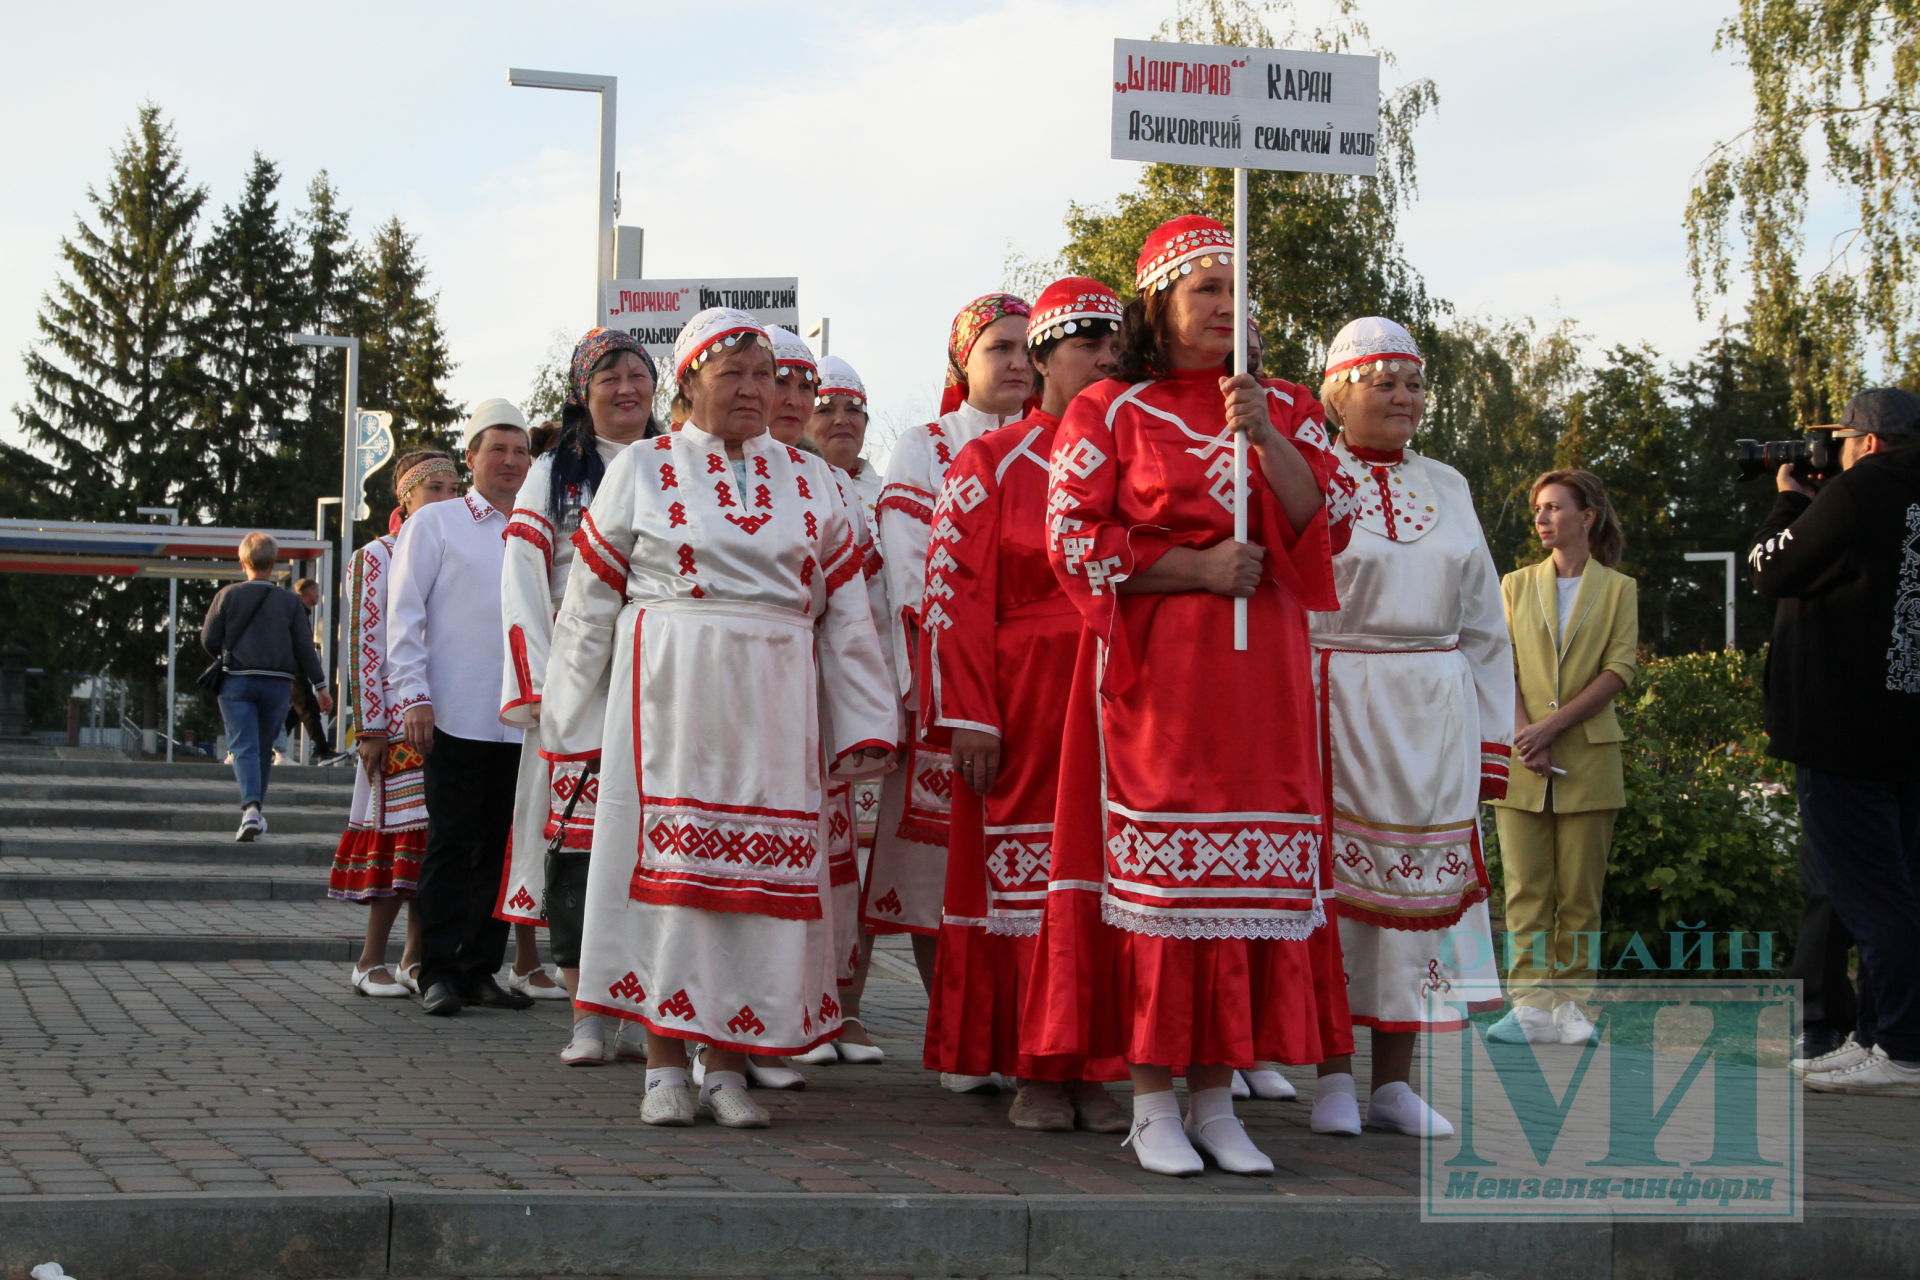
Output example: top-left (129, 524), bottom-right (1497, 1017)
top-left (392, 694), bottom-right (433, 715)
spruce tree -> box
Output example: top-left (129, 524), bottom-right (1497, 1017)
top-left (11, 103), bottom-right (207, 713)
top-left (294, 172), bottom-right (361, 493)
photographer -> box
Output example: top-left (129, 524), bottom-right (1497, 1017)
top-left (1749, 388), bottom-right (1920, 1097)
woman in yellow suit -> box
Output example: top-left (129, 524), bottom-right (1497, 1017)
top-left (1490, 469), bottom-right (1638, 1045)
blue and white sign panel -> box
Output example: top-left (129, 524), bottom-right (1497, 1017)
top-left (352, 410), bottom-right (395, 521)
top-left (1110, 39), bottom-right (1380, 176)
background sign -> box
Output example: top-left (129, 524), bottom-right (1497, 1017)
top-left (351, 409), bottom-right (394, 521)
top-left (1111, 38), bottom-right (1380, 176)
top-left (603, 277), bottom-right (801, 370)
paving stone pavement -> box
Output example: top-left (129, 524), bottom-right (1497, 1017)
top-left (0, 953), bottom-right (1915, 1205)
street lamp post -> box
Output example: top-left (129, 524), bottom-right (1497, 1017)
top-left (1685, 551), bottom-right (1738, 649)
top-left (136, 505), bottom-right (180, 762)
top-left (289, 333), bottom-right (360, 716)
top-left (508, 68), bottom-right (617, 323)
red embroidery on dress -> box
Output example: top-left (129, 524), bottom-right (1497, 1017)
top-left (609, 971), bottom-right (646, 1002)
top-left (804, 511), bottom-right (818, 539)
top-left (1386, 853), bottom-right (1425, 881)
top-left (820, 992), bottom-right (840, 1021)
top-left (802, 1003), bottom-right (813, 1034)
top-left (825, 546), bottom-right (862, 594)
top-left (706, 453), bottom-right (725, 474)
top-left (647, 818), bottom-right (812, 869)
top-left (727, 1005), bottom-right (766, 1037)
top-left (668, 501), bottom-right (687, 528)
top-left (505, 522), bottom-right (551, 563)
top-left (800, 556), bottom-right (816, 587)
top-left (1372, 466), bottom-right (1398, 540)
top-left (754, 484), bottom-right (771, 510)
top-left (874, 889), bottom-right (902, 915)
top-left (715, 481), bottom-right (737, 508)
top-left (796, 476), bottom-right (813, 499)
top-left (786, 446), bottom-right (804, 464)
top-left (508, 886), bottom-right (536, 911)
top-left (752, 455), bottom-right (770, 478)
top-left (659, 462), bottom-right (679, 489)
top-left (657, 989), bottom-right (696, 1021)
top-left (935, 442), bottom-right (952, 466)
top-left (653, 436), bottom-right (673, 451)
top-left (725, 513), bottom-right (772, 535)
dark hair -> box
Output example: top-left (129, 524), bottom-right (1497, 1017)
top-left (1530, 469), bottom-right (1626, 569)
top-left (1112, 292), bottom-right (1174, 382)
top-left (1030, 319), bottom-right (1123, 400)
top-left (547, 351), bottom-right (661, 523)
top-left (528, 420), bottom-right (561, 457)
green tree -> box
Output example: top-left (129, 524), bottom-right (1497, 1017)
top-left (1685, 0), bottom-right (1920, 423)
top-left (191, 152), bottom-right (311, 530)
top-left (10, 104), bottom-right (208, 717)
top-left (293, 171), bottom-right (362, 519)
top-left (1047, 0), bottom-right (1440, 381)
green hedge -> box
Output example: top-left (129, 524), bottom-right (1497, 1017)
top-left (1485, 649), bottom-right (1799, 977)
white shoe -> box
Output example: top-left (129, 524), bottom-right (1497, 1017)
top-left (561, 1017), bottom-right (608, 1067)
top-left (641, 1079), bottom-right (696, 1126)
top-left (1310, 1074), bottom-right (1362, 1136)
top-left (1123, 1110), bottom-right (1204, 1176)
top-left (941, 1072), bottom-right (999, 1094)
top-left (1230, 1070), bottom-right (1251, 1099)
top-left (350, 964), bottom-right (409, 998)
top-left (1553, 1001), bottom-right (1597, 1046)
top-left (1365, 1084), bottom-right (1455, 1138)
top-left (1803, 1045), bottom-right (1920, 1096)
top-left (505, 965), bottom-right (569, 1001)
top-left (1184, 1111), bottom-right (1274, 1175)
top-left (235, 806), bottom-right (265, 843)
top-left (701, 1078), bottom-right (772, 1128)
top-left (745, 1058), bottom-right (807, 1090)
top-left (1792, 1033), bottom-right (1870, 1078)
top-left (1245, 1064), bottom-right (1298, 1100)
top-left (794, 1041), bottom-right (838, 1065)
top-left (835, 1018), bottom-right (885, 1064)
top-left (1487, 1005), bottom-right (1561, 1045)
top-left (397, 962), bottom-right (421, 996)
top-left (612, 1019), bottom-right (649, 1062)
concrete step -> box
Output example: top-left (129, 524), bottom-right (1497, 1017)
top-left (0, 862), bottom-right (326, 901)
top-left (0, 895), bottom-right (360, 962)
top-left (0, 755), bottom-right (356, 785)
top-left (0, 827), bottom-right (336, 868)
top-left (0, 774), bottom-right (353, 807)
top-left (0, 797), bottom-right (346, 835)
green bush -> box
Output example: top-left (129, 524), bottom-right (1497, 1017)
top-left (1486, 649), bottom-right (1799, 977)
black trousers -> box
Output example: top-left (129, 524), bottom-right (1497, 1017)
top-left (417, 729), bottom-right (521, 994)
top-left (1792, 832), bottom-right (1858, 1035)
top-left (1797, 766), bottom-right (1920, 1061)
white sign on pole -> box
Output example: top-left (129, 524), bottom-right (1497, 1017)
top-left (603, 278), bottom-right (801, 371)
top-left (351, 410), bottom-right (395, 521)
top-left (1110, 38), bottom-right (1380, 650)
top-left (1111, 39), bottom-right (1380, 176)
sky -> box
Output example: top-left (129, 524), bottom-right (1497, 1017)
top-left (1, 1), bottom-right (1782, 472)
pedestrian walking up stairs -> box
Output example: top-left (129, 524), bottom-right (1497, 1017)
top-left (0, 747), bottom-right (357, 962)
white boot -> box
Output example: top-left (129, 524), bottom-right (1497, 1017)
top-left (1122, 1090), bottom-right (1203, 1176)
top-left (1310, 1072), bottom-right (1362, 1136)
top-left (1183, 1086), bottom-right (1273, 1175)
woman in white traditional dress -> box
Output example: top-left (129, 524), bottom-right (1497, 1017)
top-left (542, 308), bottom-right (897, 1129)
top-left (1307, 317), bottom-right (1514, 1139)
top-left (498, 328), bottom-right (662, 1064)
top-left (328, 450), bottom-right (460, 997)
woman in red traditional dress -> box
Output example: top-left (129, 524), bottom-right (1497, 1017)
top-left (1022, 215), bottom-right (1359, 1176)
top-left (328, 450), bottom-right (460, 997)
top-left (918, 278), bottom-right (1131, 1134)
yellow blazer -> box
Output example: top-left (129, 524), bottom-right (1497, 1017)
top-left (1491, 557), bottom-right (1639, 814)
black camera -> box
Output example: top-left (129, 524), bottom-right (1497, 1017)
top-left (1735, 427), bottom-right (1844, 482)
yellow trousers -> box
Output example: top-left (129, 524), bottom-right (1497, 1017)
top-left (1494, 804), bottom-right (1617, 1009)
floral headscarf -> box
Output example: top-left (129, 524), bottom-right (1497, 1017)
top-left (941, 293), bottom-right (1030, 415)
top-left (567, 328), bottom-right (654, 409)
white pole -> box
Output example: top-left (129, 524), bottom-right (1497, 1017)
top-left (1232, 167), bottom-right (1250, 652)
top-left (137, 506), bottom-right (180, 762)
top-left (1685, 551), bottom-right (1738, 649)
top-left (597, 81), bottom-right (617, 323)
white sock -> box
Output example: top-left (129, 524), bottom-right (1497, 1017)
top-left (645, 1066), bottom-right (688, 1091)
top-left (1132, 1089), bottom-right (1180, 1126)
top-left (1186, 1085), bottom-right (1235, 1125)
top-left (703, 1068), bottom-right (748, 1098)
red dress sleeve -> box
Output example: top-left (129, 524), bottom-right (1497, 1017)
top-left (919, 438), bottom-right (1003, 745)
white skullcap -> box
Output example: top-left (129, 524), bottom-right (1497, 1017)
top-left (1325, 317), bottom-right (1423, 381)
top-left (463, 397), bottom-right (529, 447)
top-left (672, 307), bottom-right (768, 380)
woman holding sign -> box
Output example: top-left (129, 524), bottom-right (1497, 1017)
top-left (1023, 215), bottom-right (1359, 1176)
top-left (1306, 317), bottom-right (1512, 1139)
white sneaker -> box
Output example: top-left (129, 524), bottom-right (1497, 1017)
top-left (1803, 1045), bottom-right (1920, 1097)
top-left (1123, 1110), bottom-right (1204, 1176)
top-left (1487, 1005), bottom-right (1560, 1045)
top-left (641, 1079), bottom-right (696, 1126)
top-left (1792, 1033), bottom-right (1869, 1078)
top-left (234, 806), bottom-right (265, 843)
top-left (941, 1072), bottom-right (999, 1094)
top-left (1366, 1084), bottom-right (1455, 1138)
top-left (1245, 1064), bottom-right (1298, 1100)
top-left (560, 1017), bottom-right (608, 1067)
top-left (1184, 1111), bottom-right (1274, 1175)
top-left (701, 1080), bottom-right (772, 1128)
top-left (1553, 1001), bottom-right (1597, 1045)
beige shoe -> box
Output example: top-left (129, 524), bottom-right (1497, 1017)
top-left (641, 1080), bottom-right (696, 1126)
top-left (1067, 1081), bottom-right (1131, 1134)
top-left (701, 1081), bottom-right (772, 1128)
top-left (1007, 1080), bottom-right (1075, 1131)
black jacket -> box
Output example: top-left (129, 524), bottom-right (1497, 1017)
top-left (201, 580), bottom-right (326, 687)
top-left (1749, 446), bottom-right (1920, 781)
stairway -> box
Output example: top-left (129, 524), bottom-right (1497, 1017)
top-left (0, 749), bottom-right (361, 962)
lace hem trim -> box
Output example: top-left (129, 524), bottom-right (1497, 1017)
top-left (1100, 897), bottom-right (1327, 942)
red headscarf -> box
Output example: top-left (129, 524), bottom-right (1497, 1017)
top-left (940, 292), bottom-right (1031, 416)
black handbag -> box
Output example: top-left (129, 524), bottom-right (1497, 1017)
top-left (198, 585), bottom-right (272, 697)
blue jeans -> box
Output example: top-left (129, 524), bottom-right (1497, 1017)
top-left (1797, 766), bottom-right (1920, 1062)
top-left (219, 674), bottom-right (294, 808)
